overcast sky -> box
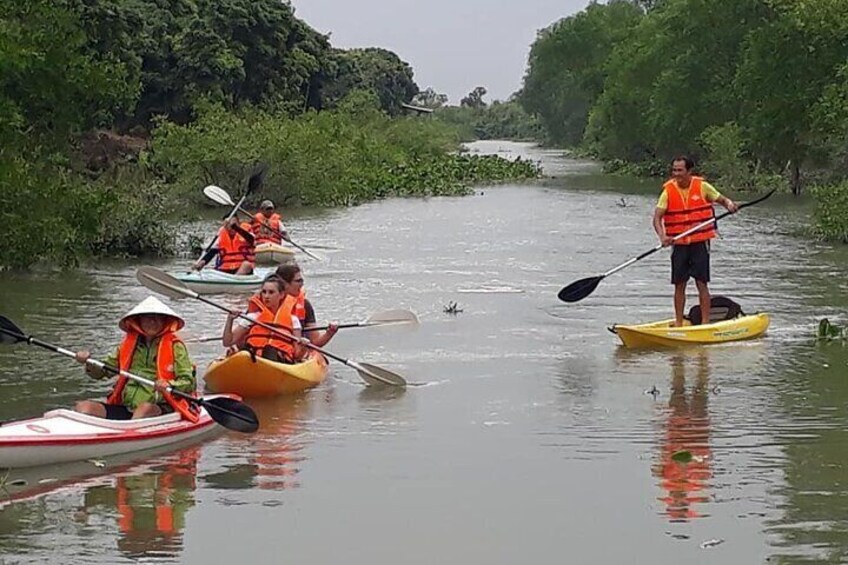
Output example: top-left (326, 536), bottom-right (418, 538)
top-left (291, 0), bottom-right (591, 104)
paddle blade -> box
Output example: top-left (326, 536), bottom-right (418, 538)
top-left (136, 266), bottom-right (198, 300)
top-left (246, 163), bottom-right (268, 194)
top-left (365, 309), bottom-right (420, 326)
top-left (200, 396), bottom-right (259, 433)
top-left (0, 315), bottom-right (26, 344)
top-left (203, 185), bottom-right (235, 207)
top-left (557, 276), bottom-right (603, 303)
top-left (353, 361), bottom-right (407, 387)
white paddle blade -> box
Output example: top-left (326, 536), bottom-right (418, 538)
top-left (136, 266), bottom-right (198, 300)
top-left (352, 361), bottom-right (407, 387)
top-left (365, 309), bottom-right (420, 326)
top-left (203, 185), bottom-right (236, 206)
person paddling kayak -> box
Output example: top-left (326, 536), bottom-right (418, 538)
top-left (73, 297), bottom-right (199, 421)
top-left (652, 156), bottom-right (738, 327)
top-left (193, 216), bottom-right (256, 275)
top-left (274, 263), bottom-right (339, 347)
top-left (222, 275), bottom-right (305, 363)
top-left (252, 199), bottom-right (288, 244)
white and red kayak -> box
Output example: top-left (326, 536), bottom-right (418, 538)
top-left (0, 394), bottom-right (235, 468)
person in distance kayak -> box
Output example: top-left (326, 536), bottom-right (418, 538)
top-left (252, 199), bottom-right (288, 245)
top-left (653, 156), bottom-right (738, 327)
top-left (73, 297), bottom-right (199, 421)
top-left (274, 263), bottom-right (338, 347)
top-left (193, 216), bottom-right (256, 275)
top-left (223, 275), bottom-right (305, 363)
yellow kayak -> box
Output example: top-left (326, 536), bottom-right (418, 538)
top-left (203, 350), bottom-right (329, 397)
top-left (610, 313), bottom-right (770, 348)
top-left (255, 242), bottom-right (296, 265)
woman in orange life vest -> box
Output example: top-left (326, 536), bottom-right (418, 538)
top-left (192, 216), bottom-right (256, 275)
top-left (73, 297), bottom-right (198, 421)
top-left (222, 276), bottom-right (306, 363)
top-left (274, 263), bottom-right (339, 347)
top-left (252, 199), bottom-right (288, 245)
top-left (652, 156), bottom-right (738, 327)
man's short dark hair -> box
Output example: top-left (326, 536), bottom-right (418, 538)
top-left (672, 155), bottom-right (695, 170)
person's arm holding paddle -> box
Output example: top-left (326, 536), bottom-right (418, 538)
top-left (193, 247), bottom-right (219, 271)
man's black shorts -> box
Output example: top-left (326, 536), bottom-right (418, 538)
top-left (98, 402), bottom-right (175, 420)
top-left (671, 241), bottom-right (710, 284)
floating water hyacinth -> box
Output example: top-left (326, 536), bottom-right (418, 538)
top-left (818, 318), bottom-right (845, 340)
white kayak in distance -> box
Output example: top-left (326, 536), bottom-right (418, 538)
top-left (0, 395), bottom-right (235, 469)
top-left (254, 242), bottom-right (296, 265)
top-left (173, 267), bottom-right (274, 294)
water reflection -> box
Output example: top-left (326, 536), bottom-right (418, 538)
top-left (0, 446), bottom-right (202, 562)
top-left (653, 352), bottom-right (712, 522)
top-left (204, 395), bottom-right (318, 492)
top-left (80, 447), bottom-right (200, 560)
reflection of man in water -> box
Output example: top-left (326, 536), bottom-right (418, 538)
top-left (654, 354), bottom-right (712, 521)
top-left (82, 447), bottom-right (199, 560)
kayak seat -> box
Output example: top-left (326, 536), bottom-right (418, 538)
top-left (42, 409), bottom-right (182, 429)
top-left (685, 296), bottom-right (744, 326)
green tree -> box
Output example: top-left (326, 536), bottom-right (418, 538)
top-left (460, 86), bottom-right (487, 109)
top-left (521, 0), bottom-right (643, 146)
top-left (735, 0), bottom-right (848, 193)
top-left (322, 48), bottom-right (419, 115)
top-left (412, 87), bottom-right (449, 109)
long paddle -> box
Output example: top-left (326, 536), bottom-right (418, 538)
top-left (203, 185), bottom-right (324, 261)
top-left (196, 165), bottom-right (267, 270)
top-left (557, 189), bottom-right (776, 303)
top-left (136, 267), bottom-right (407, 387)
top-left (183, 309), bottom-right (420, 344)
top-left (0, 316), bottom-right (259, 433)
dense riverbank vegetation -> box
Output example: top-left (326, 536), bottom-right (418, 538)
top-left (0, 0), bottom-right (538, 269)
top-left (520, 0), bottom-right (848, 241)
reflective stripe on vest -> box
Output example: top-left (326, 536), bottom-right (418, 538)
top-left (217, 224), bottom-right (255, 271)
top-left (253, 212), bottom-right (283, 245)
top-left (661, 177), bottom-right (716, 245)
top-left (108, 331), bottom-right (199, 423)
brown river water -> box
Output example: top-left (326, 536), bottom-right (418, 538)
top-left (1, 140), bottom-right (847, 563)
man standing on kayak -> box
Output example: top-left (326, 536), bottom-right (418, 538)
top-left (653, 156), bottom-right (738, 327)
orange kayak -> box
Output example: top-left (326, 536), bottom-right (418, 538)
top-left (203, 350), bottom-right (328, 397)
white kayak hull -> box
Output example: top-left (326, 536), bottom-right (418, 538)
top-left (173, 267), bottom-right (273, 294)
top-left (255, 242), bottom-right (296, 265)
top-left (0, 395), bottom-right (233, 468)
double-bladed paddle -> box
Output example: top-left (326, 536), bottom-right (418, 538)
top-left (196, 165), bottom-right (268, 270)
top-left (0, 316), bottom-right (259, 433)
top-left (136, 267), bottom-right (407, 387)
top-left (183, 309), bottom-right (420, 344)
top-left (203, 185), bottom-right (324, 261)
top-left (557, 189), bottom-right (776, 303)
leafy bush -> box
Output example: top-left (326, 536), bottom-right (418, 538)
top-left (811, 181), bottom-right (848, 243)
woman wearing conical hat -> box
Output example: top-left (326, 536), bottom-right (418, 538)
top-left (74, 297), bottom-right (199, 421)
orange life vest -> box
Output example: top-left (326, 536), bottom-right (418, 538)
top-left (217, 223), bottom-right (255, 271)
top-left (661, 176), bottom-right (717, 245)
top-left (292, 289), bottom-right (307, 324)
top-left (115, 447), bottom-right (199, 537)
top-left (245, 294), bottom-right (299, 360)
top-left (108, 331), bottom-right (199, 423)
top-left (253, 212), bottom-right (283, 245)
